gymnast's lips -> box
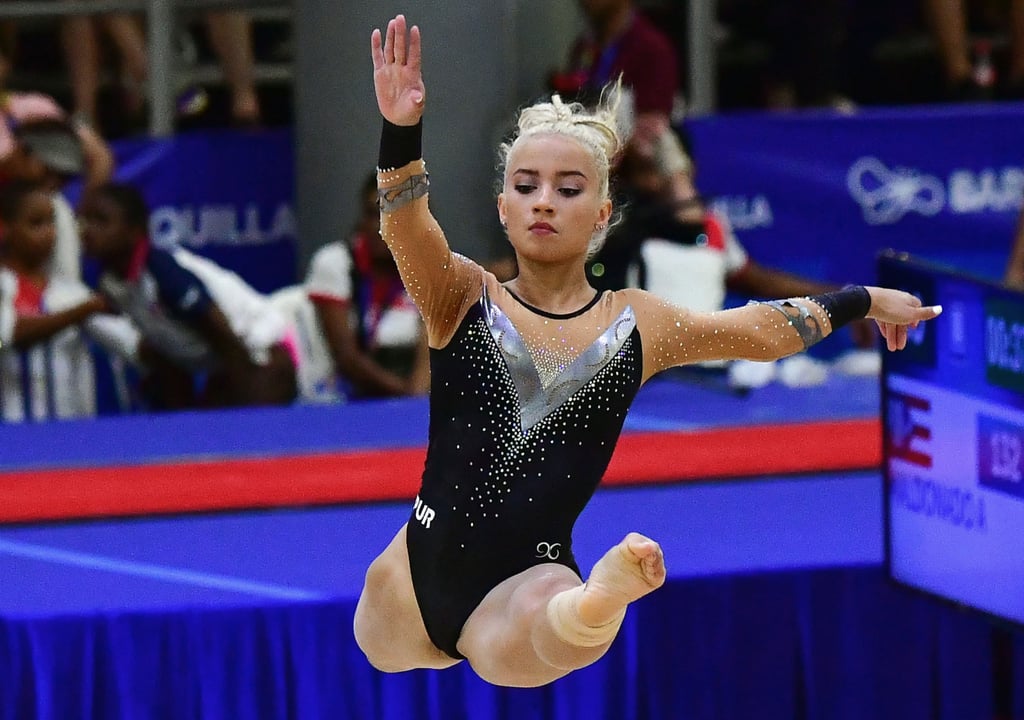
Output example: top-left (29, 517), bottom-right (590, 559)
top-left (529, 222), bottom-right (556, 234)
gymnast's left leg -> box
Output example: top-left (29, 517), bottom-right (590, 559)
top-left (457, 532), bottom-right (666, 688)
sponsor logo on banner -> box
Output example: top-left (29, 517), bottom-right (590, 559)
top-left (149, 203), bottom-right (298, 249)
top-left (708, 195), bottom-right (774, 230)
top-left (847, 157), bottom-right (1024, 225)
top-left (887, 390), bottom-right (933, 468)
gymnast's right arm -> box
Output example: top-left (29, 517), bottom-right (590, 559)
top-left (370, 14), bottom-right (482, 348)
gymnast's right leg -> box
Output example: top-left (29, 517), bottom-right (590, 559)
top-left (457, 532), bottom-right (666, 687)
top-left (353, 523), bottom-right (461, 672)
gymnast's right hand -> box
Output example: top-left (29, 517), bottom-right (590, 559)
top-left (371, 14), bottom-right (425, 127)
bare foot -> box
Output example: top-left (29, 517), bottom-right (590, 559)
top-left (577, 532), bottom-right (666, 627)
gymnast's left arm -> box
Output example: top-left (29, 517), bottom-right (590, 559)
top-left (371, 15), bottom-right (482, 349)
top-left (626, 285), bottom-right (942, 381)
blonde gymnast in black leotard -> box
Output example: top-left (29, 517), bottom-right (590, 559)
top-left (353, 14), bottom-right (942, 689)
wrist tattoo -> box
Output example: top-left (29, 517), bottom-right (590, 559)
top-left (378, 173), bottom-right (429, 213)
top-left (756, 299), bottom-right (824, 349)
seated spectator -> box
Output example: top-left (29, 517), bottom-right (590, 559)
top-left (78, 182), bottom-right (297, 410)
top-left (588, 138), bottom-right (876, 385)
top-left (0, 180), bottom-right (138, 422)
top-left (272, 174), bottom-right (429, 402)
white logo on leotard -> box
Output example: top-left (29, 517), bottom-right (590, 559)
top-left (536, 542), bottom-right (561, 560)
top-left (413, 495), bottom-right (435, 529)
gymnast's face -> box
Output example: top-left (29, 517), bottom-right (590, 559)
top-left (498, 134), bottom-right (611, 267)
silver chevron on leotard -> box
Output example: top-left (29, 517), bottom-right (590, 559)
top-left (482, 288), bottom-right (637, 433)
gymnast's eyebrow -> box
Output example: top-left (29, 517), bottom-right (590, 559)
top-left (511, 169), bottom-right (589, 180)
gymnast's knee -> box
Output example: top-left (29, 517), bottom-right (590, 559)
top-left (352, 605), bottom-right (406, 674)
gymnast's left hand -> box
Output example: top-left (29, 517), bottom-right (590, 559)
top-left (371, 14), bottom-right (426, 127)
top-left (864, 286), bottom-right (942, 351)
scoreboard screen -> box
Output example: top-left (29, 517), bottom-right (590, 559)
top-left (881, 251), bottom-right (1024, 628)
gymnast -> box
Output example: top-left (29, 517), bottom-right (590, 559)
top-left (354, 14), bottom-right (942, 688)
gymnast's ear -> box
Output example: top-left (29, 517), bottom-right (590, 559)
top-left (496, 193), bottom-right (507, 229)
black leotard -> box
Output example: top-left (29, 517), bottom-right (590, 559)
top-left (406, 285), bottom-right (642, 658)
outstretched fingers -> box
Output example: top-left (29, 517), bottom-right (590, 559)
top-left (371, 28), bottom-right (384, 71)
top-left (372, 15), bottom-right (418, 69)
top-left (393, 14), bottom-right (407, 64)
top-left (917, 304), bottom-right (943, 321)
top-left (370, 15), bottom-right (426, 124)
top-left (384, 17), bottom-right (396, 64)
top-left (408, 24), bottom-right (422, 73)
top-left (876, 321), bottom-right (901, 351)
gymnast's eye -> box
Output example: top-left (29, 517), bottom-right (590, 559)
top-left (514, 184), bottom-right (535, 195)
top-left (558, 187), bottom-right (582, 197)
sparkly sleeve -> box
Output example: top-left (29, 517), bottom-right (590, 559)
top-left (377, 160), bottom-right (484, 348)
top-left (625, 289), bottom-right (835, 380)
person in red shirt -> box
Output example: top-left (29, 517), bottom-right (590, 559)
top-left (557, 0), bottom-right (684, 166)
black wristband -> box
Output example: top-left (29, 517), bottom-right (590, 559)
top-left (807, 285), bottom-right (872, 329)
top-left (378, 118), bottom-right (423, 170)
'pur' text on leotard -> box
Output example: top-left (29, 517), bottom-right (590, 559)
top-left (414, 495), bottom-right (436, 529)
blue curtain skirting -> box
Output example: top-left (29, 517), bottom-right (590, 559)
top-left (2, 566), bottom-right (1021, 720)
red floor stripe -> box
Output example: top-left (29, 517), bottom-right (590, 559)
top-left (0, 419), bottom-right (879, 523)
top-left (604, 419), bottom-right (881, 484)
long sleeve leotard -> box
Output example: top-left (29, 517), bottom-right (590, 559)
top-left (377, 159), bottom-right (832, 658)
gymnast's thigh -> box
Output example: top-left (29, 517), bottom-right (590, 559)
top-left (354, 523), bottom-right (461, 671)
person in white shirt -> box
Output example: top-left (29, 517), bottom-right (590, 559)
top-left (592, 139), bottom-right (877, 386)
top-left (272, 173), bottom-right (428, 402)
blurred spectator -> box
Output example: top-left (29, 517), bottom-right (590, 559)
top-left (0, 42), bottom-right (116, 283)
top-left (0, 46), bottom-right (114, 191)
top-left (0, 179), bottom-right (138, 422)
top-left (61, 9), bottom-right (261, 129)
top-left (588, 138), bottom-right (877, 379)
top-left (79, 182), bottom-right (296, 410)
top-left (921, 0), bottom-right (1024, 100)
top-left (0, 117), bottom-right (115, 284)
top-left (271, 173), bottom-right (429, 403)
top-left (554, 0), bottom-right (694, 244)
top-left (614, 142), bottom-right (874, 309)
top-left (556, 0), bottom-right (683, 153)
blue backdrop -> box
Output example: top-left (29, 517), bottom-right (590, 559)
top-left (685, 103), bottom-right (1024, 285)
top-left (71, 127), bottom-right (298, 294)
top-left (64, 105), bottom-right (1024, 298)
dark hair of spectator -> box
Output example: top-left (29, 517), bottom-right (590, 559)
top-left (93, 182), bottom-right (150, 231)
top-left (0, 179), bottom-right (47, 224)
